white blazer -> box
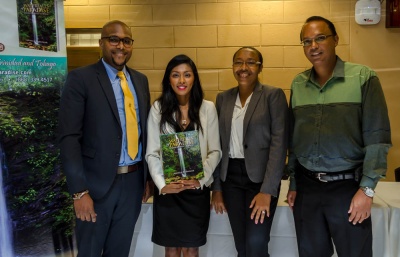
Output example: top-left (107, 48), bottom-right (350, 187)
top-left (146, 100), bottom-right (222, 192)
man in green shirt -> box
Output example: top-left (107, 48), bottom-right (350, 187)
top-left (286, 16), bottom-right (391, 257)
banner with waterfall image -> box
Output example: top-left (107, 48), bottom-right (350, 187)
top-left (17, 0), bottom-right (59, 52)
top-left (160, 130), bottom-right (204, 184)
top-left (0, 1), bottom-right (73, 257)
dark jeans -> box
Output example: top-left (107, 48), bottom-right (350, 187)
top-left (222, 158), bottom-right (279, 257)
top-left (293, 168), bottom-right (372, 257)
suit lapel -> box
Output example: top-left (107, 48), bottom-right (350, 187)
top-left (224, 87), bottom-right (238, 141)
top-left (95, 61), bottom-right (121, 127)
top-left (243, 83), bottom-right (263, 138)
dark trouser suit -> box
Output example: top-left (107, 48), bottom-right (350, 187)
top-left (75, 168), bottom-right (144, 257)
top-left (222, 158), bottom-right (279, 257)
top-left (293, 168), bottom-right (372, 257)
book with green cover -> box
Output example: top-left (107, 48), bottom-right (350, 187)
top-left (17, 0), bottom-right (58, 52)
top-left (160, 130), bottom-right (204, 184)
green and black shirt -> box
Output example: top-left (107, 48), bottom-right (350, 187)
top-left (288, 57), bottom-right (391, 190)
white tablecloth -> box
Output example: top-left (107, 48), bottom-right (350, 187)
top-left (375, 182), bottom-right (400, 257)
top-left (129, 181), bottom-right (393, 257)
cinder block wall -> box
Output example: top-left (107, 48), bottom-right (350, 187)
top-left (63, 0), bottom-right (400, 181)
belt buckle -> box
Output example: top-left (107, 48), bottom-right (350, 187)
top-left (316, 172), bottom-right (328, 182)
top-left (117, 166), bottom-right (129, 174)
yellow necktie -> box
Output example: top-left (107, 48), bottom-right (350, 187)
top-left (117, 71), bottom-right (138, 159)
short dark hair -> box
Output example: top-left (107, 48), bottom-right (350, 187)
top-left (300, 16), bottom-right (337, 41)
top-left (232, 46), bottom-right (263, 65)
top-left (101, 20), bottom-right (130, 37)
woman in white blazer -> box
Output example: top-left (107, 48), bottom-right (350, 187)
top-left (146, 54), bottom-right (221, 257)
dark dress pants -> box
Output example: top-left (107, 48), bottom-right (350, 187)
top-left (293, 170), bottom-right (372, 257)
top-left (75, 169), bottom-right (144, 257)
top-left (222, 158), bottom-right (279, 257)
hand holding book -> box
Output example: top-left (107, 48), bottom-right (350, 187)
top-left (181, 179), bottom-right (201, 189)
top-left (160, 179), bottom-right (201, 195)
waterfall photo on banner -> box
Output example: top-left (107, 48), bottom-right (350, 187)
top-left (0, 0), bottom-right (74, 256)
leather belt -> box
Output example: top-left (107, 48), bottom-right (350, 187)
top-left (300, 165), bottom-right (355, 183)
top-left (117, 163), bottom-right (141, 174)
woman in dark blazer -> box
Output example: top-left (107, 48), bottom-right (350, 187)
top-left (211, 46), bottom-right (289, 257)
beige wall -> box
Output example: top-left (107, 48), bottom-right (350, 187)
top-left (64, 0), bottom-right (400, 181)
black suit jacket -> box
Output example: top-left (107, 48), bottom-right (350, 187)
top-left (58, 60), bottom-right (150, 199)
top-left (212, 82), bottom-right (288, 196)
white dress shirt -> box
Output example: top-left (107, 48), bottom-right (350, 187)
top-left (229, 93), bottom-right (253, 159)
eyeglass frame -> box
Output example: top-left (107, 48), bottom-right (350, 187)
top-left (101, 36), bottom-right (134, 47)
top-left (300, 34), bottom-right (333, 47)
top-left (232, 61), bottom-right (262, 68)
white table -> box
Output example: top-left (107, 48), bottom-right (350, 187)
top-left (375, 182), bottom-right (400, 257)
top-left (129, 181), bottom-right (392, 257)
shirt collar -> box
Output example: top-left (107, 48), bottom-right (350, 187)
top-left (307, 55), bottom-right (345, 84)
top-left (235, 92), bottom-right (253, 108)
top-left (101, 58), bottom-right (127, 81)
top-left (332, 56), bottom-right (345, 78)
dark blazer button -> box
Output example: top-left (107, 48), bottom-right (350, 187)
top-left (244, 145), bottom-right (248, 149)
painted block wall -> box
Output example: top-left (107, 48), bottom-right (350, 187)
top-left (64, 0), bottom-right (400, 181)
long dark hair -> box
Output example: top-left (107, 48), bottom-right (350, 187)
top-left (157, 54), bottom-right (204, 134)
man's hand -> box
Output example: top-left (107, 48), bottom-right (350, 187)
top-left (211, 191), bottom-right (227, 214)
top-left (250, 193), bottom-right (272, 224)
top-left (287, 190), bottom-right (297, 211)
top-left (74, 194), bottom-right (97, 222)
top-left (348, 189), bottom-right (373, 225)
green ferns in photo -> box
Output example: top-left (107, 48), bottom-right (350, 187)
top-left (160, 130), bottom-right (204, 184)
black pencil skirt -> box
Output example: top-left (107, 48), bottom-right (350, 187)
top-left (152, 185), bottom-right (211, 248)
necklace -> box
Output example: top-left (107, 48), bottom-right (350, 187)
top-left (179, 104), bottom-right (189, 127)
top-left (181, 113), bottom-right (188, 127)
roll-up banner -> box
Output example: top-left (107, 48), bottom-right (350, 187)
top-left (0, 1), bottom-right (73, 256)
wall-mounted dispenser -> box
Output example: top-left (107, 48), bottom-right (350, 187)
top-left (355, 0), bottom-right (381, 25)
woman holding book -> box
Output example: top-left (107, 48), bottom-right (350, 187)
top-left (146, 54), bottom-right (222, 257)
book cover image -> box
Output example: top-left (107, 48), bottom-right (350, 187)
top-left (160, 130), bottom-right (204, 184)
top-left (17, 0), bottom-right (58, 52)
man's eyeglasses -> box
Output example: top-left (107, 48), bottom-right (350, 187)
top-left (101, 36), bottom-right (134, 47)
top-left (301, 35), bottom-right (333, 47)
top-left (232, 61), bottom-right (261, 68)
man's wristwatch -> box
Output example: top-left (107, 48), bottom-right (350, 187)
top-left (360, 187), bottom-right (375, 198)
top-left (72, 190), bottom-right (89, 200)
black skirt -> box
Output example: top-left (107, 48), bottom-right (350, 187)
top-left (152, 186), bottom-right (211, 247)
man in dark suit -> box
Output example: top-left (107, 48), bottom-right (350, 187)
top-left (211, 46), bottom-right (288, 257)
top-left (58, 20), bottom-right (151, 257)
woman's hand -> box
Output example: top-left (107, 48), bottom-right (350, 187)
top-left (180, 179), bottom-right (200, 189)
top-left (250, 192), bottom-right (272, 224)
top-left (142, 180), bottom-right (154, 203)
top-left (287, 190), bottom-right (297, 211)
top-left (211, 191), bottom-right (227, 214)
top-left (160, 180), bottom-right (197, 194)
